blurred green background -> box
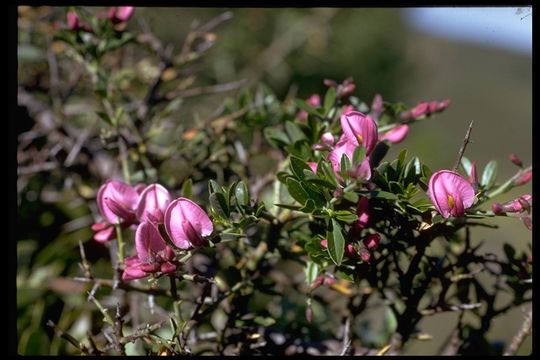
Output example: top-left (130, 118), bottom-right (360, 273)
top-left (17, 7), bottom-right (531, 354)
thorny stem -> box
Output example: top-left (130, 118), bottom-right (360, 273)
top-left (452, 120), bottom-right (474, 172)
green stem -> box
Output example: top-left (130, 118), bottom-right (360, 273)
top-left (486, 165), bottom-right (532, 199)
top-left (115, 223), bottom-right (125, 264)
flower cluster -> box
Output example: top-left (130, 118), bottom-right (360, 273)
top-left (92, 180), bottom-right (213, 280)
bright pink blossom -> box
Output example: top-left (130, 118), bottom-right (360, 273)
top-left (492, 194), bottom-right (532, 215)
top-left (349, 158), bottom-right (372, 181)
top-left (136, 184), bottom-right (172, 223)
top-left (164, 198), bottom-right (213, 249)
top-left (297, 94), bottom-right (321, 121)
top-left (97, 180), bottom-right (139, 224)
top-left (307, 162), bottom-right (318, 174)
top-left (428, 170), bottom-right (475, 218)
top-left (320, 132), bottom-right (334, 146)
top-left (122, 221), bottom-right (176, 281)
top-left (363, 233), bottom-right (381, 250)
top-left (340, 111), bottom-right (378, 155)
top-left (379, 124), bottom-right (409, 144)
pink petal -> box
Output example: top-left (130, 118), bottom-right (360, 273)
top-left (105, 197), bottom-right (136, 222)
top-left (122, 256), bottom-right (147, 280)
top-left (307, 162), bottom-right (318, 174)
top-left (363, 233), bottom-right (381, 250)
top-left (135, 221), bottom-right (167, 262)
top-left (379, 124), bottom-right (409, 144)
top-left (136, 184), bottom-right (172, 223)
top-left (353, 158), bottom-right (372, 181)
top-left (340, 111), bottom-right (378, 155)
top-left (327, 135), bottom-right (356, 173)
top-left (164, 198), bottom-right (213, 249)
top-left (93, 226), bottom-right (116, 243)
top-left (97, 180), bottom-right (139, 224)
top-left (160, 262), bottom-right (176, 274)
top-left (356, 197), bottom-right (370, 230)
top-left (116, 6), bottom-right (135, 22)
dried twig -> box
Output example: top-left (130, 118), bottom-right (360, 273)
top-left (452, 120), bottom-right (474, 172)
top-left (503, 307), bottom-right (532, 355)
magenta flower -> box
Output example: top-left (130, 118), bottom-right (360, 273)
top-left (97, 180), bottom-right (139, 224)
top-left (379, 124), bottom-right (409, 144)
top-left (492, 194), bottom-right (532, 215)
top-left (428, 170), bottom-right (475, 218)
top-left (136, 184), bottom-right (172, 223)
top-left (164, 198), bottom-right (214, 249)
top-left (122, 221), bottom-right (176, 281)
top-left (320, 132), bottom-right (334, 146)
top-left (340, 111), bottom-right (378, 155)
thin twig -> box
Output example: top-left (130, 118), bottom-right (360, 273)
top-left (503, 307), bottom-right (532, 355)
top-left (452, 120), bottom-right (474, 172)
top-left (47, 320), bottom-right (89, 354)
top-left (339, 316), bottom-right (353, 355)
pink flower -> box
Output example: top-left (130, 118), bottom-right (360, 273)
top-left (379, 124), bottom-right (409, 144)
top-left (340, 111), bottom-right (378, 155)
top-left (164, 198), bottom-right (213, 249)
top-left (107, 6), bottom-right (135, 23)
top-left (66, 11), bottom-right (80, 30)
top-left (514, 170), bottom-right (532, 186)
top-left (122, 221), bottom-right (176, 281)
top-left (400, 99), bottom-right (451, 120)
top-left (97, 180), bottom-right (139, 224)
top-left (411, 102), bottom-right (430, 119)
top-left (136, 184), bottom-right (172, 223)
top-left (342, 105), bottom-right (354, 116)
top-left (320, 132), bottom-right (334, 146)
top-left (428, 170), bottom-right (475, 218)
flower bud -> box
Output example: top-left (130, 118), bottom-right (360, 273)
top-left (321, 132), bottom-right (334, 146)
top-left (508, 153), bottom-right (523, 167)
top-left (514, 170), bottom-right (532, 186)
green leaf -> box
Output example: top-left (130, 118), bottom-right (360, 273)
top-left (323, 87), bottom-right (337, 116)
top-left (209, 192), bottom-right (230, 218)
top-left (334, 210), bottom-right (358, 223)
top-left (235, 181), bottom-right (249, 207)
top-left (181, 178), bottom-right (192, 198)
top-left (300, 199), bottom-right (316, 213)
top-left (95, 111), bottom-right (112, 125)
top-left (371, 190), bottom-right (398, 200)
top-left (294, 98), bottom-right (320, 117)
top-left (290, 156), bottom-right (312, 180)
top-left (208, 180), bottom-right (224, 195)
top-left (352, 146), bottom-right (367, 166)
top-left (319, 160), bottom-right (339, 186)
top-left (327, 219), bottom-right (345, 266)
top-left (285, 178), bottom-right (310, 205)
top-left (275, 203), bottom-right (303, 211)
top-left (481, 160), bottom-right (498, 189)
top-left (305, 260), bottom-right (320, 285)
top-left (340, 153), bottom-right (352, 176)
top-left (285, 121), bottom-right (306, 143)
top-left (254, 316), bottom-right (276, 327)
top-left (461, 156), bottom-right (473, 176)
top-left (264, 127), bottom-right (289, 147)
